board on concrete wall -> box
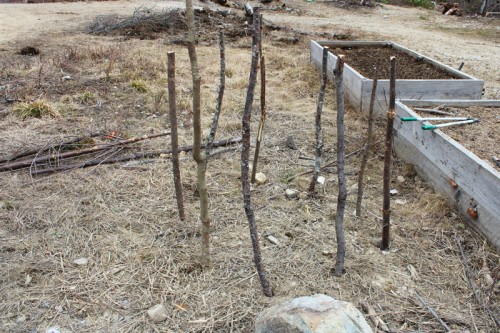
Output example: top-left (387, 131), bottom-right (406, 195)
top-left (394, 100), bottom-right (500, 251)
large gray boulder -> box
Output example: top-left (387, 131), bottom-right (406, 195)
top-left (255, 294), bottom-right (373, 333)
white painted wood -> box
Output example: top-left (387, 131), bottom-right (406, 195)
top-left (394, 101), bottom-right (500, 251)
top-left (310, 41), bottom-right (485, 113)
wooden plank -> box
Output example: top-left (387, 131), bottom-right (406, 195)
top-left (394, 101), bottom-right (500, 251)
top-left (318, 40), bottom-right (392, 47)
top-left (401, 100), bottom-right (500, 107)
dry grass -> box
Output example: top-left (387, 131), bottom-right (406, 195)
top-left (0, 11), bottom-right (498, 333)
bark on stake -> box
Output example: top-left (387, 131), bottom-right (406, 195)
top-left (381, 56), bottom-right (396, 251)
top-left (334, 55), bottom-right (347, 276)
top-left (186, 0), bottom-right (211, 267)
top-left (251, 55), bottom-right (266, 184)
top-left (206, 28), bottom-right (225, 156)
top-left (356, 64), bottom-right (379, 216)
top-left (309, 46), bottom-right (328, 194)
top-left (241, 9), bottom-right (273, 297)
top-left (168, 52), bottom-right (185, 222)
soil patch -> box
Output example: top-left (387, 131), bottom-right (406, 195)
top-left (421, 106), bottom-right (500, 169)
top-left (331, 45), bottom-right (459, 80)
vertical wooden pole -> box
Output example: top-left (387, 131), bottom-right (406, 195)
top-left (356, 64), bottom-right (379, 216)
top-left (251, 55), bottom-right (266, 184)
top-left (186, 0), bottom-right (211, 267)
top-left (381, 56), bottom-right (396, 251)
top-left (241, 9), bottom-right (273, 297)
top-left (167, 52), bottom-right (185, 222)
top-left (334, 55), bottom-right (347, 276)
top-left (309, 46), bottom-right (328, 194)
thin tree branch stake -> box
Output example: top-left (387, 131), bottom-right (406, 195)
top-left (30, 137), bottom-right (242, 175)
top-left (309, 46), bottom-right (328, 195)
top-left (241, 8), bottom-right (273, 297)
top-left (168, 52), bottom-right (185, 222)
top-left (0, 132), bottom-right (169, 172)
top-left (206, 28), bottom-right (226, 155)
top-left (251, 55), bottom-right (267, 184)
top-left (381, 56), bottom-right (396, 251)
top-left (334, 55), bottom-right (347, 276)
top-left (356, 64), bottom-right (379, 217)
top-left (415, 292), bottom-right (451, 332)
top-left (186, 0), bottom-right (211, 267)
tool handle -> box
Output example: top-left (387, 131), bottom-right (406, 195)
top-left (422, 125), bottom-right (437, 130)
top-left (401, 117), bottom-right (418, 122)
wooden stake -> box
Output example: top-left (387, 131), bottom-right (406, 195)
top-left (186, 0), bottom-right (211, 268)
top-left (381, 56), bottom-right (396, 251)
top-left (251, 55), bottom-right (266, 184)
top-left (206, 28), bottom-right (226, 155)
top-left (356, 64), bottom-right (379, 216)
top-left (334, 55), bottom-right (347, 276)
top-left (167, 52), bottom-right (185, 222)
top-left (241, 8), bottom-right (273, 297)
top-left (308, 46), bottom-right (328, 195)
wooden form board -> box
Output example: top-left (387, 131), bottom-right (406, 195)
top-left (310, 41), bottom-right (484, 114)
top-left (394, 100), bottom-right (500, 251)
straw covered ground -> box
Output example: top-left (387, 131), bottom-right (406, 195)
top-left (0, 2), bottom-right (499, 333)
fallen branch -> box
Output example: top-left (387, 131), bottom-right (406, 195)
top-left (415, 291), bottom-right (451, 332)
top-left (0, 131), bottom-right (104, 164)
top-left (413, 107), bottom-right (454, 116)
top-left (455, 237), bottom-right (499, 330)
top-left (360, 302), bottom-right (390, 332)
top-left (0, 132), bottom-right (169, 172)
top-left (30, 137), bottom-right (242, 175)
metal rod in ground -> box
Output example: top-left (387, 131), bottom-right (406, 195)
top-left (308, 46), bottom-right (328, 194)
top-left (241, 8), bottom-right (273, 297)
top-left (381, 56), bottom-right (396, 251)
top-left (167, 52), bottom-right (185, 222)
top-left (334, 54), bottom-right (347, 276)
top-left (251, 55), bottom-right (267, 184)
top-left (356, 63), bottom-right (379, 217)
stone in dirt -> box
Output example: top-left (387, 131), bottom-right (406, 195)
top-left (73, 258), bottom-right (88, 266)
top-left (255, 294), bottom-right (373, 333)
top-left (255, 172), bottom-right (267, 185)
top-left (147, 304), bottom-right (168, 322)
top-left (285, 188), bottom-right (300, 199)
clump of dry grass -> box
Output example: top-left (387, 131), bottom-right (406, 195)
top-left (13, 99), bottom-right (60, 120)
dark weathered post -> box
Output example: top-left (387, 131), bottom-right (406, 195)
top-left (356, 64), bottom-right (379, 216)
top-left (334, 55), bottom-right (347, 276)
top-left (251, 55), bottom-right (266, 184)
top-left (309, 47), bottom-right (328, 195)
top-left (381, 57), bottom-right (396, 251)
top-left (167, 52), bottom-right (185, 221)
top-left (241, 9), bottom-right (273, 297)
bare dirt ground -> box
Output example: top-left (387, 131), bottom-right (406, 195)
top-left (0, 1), bottom-right (499, 333)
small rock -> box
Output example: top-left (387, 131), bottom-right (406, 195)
top-left (55, 305), bottom-right (63, 313)
top-left (266, 235), bottom-right (280, 246)
top-left (285, 188), bottom-right (300, 199)
top-left (285, 136), bottom-right (298, 150)
top-left (395, 199), bottom-right (407, 205)
top-left (62, 75), bottom-right (72, 81)
top-left (396, 175), bottom-right (405, 183)
top-left (255, 172), bottom-right (267, 185)
top-left (255, 294), bottom-right (373, 333)
top-left (389, 189), bottom-right (398, 196)
top-left (16, 315), bottom-right (26, 323)
top-left (147, 304), bottom-right (168, 322)
top-left (73, 258), bottom-right (88, 266)
top-left (317, 176), bottom-right (325, 185)
top-left (25, 274), bottom-right (32, 285)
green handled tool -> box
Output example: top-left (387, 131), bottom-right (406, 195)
top-left (401, 117), bottom-right (472, 122)
top-left (422, 119), bottom-right (479, 130)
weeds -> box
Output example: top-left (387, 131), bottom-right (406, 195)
top-left (406, 0), bottom-right (434, 9)
top-left (80, 91), bottom-right (97, 104)
top-left (130, 79), bottom-right (148, 92)
top-left (14, 99), bottom-right (60, 119)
